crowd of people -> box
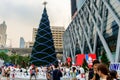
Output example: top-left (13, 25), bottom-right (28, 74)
top-left (88, 60), bottom-right (119, 80)
top-left (0, 60), bottom-right (119, 80)
top-left (45, 60), bottom-right (120, 80)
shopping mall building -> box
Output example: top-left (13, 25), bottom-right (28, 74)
top-left (63, 0), bottom-right (120, 63)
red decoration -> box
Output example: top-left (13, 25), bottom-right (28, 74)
top-left (75, 54), bottom-right (85, 66)
top-left (87, 53), bottom-right (96, 68)
top-left (66, 57), bottom-right (71, 63)
top-left (66, 57), bottom-right (71, 66)
top-left (75, 53), bottom-right (96, 68)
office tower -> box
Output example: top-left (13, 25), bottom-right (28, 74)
top-left (32, 26), bottom-right (65, 50)
top-left (51, 26), bottom-right (65, 50)
top-left (71, 0), bottom-right (77, 19)
top-left (0, 21), bottom-right (7, 48)
top-left (19, 37), bottom-right (25, 48)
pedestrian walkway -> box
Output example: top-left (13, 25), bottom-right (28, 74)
top-left (0, 74), bottom-right (46, 80)
top-left (0, 77), bottom-right (46, 80)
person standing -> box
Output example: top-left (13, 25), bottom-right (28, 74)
top-left (46, 66), bottom-right (53, 80)
top-left (88, 60), bottom-right (100, 80)
top-left (30, 67), bottom-right (36, 80)
top-left (70, 67), bottom-right (77, 80)
top-left (110, 70), bottom-right (119, 80)
top-left (52, 64), bottom-right (62, 80)
top-left (97, 63), bottom-right (112, 80)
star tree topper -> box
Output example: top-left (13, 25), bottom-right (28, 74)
top-left (43, 1), bottom-right (47, 7)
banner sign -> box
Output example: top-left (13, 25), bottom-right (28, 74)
top-left (86, 54), bottom-right (96, 68)
top-left (75, 53), bottom-right (96, 67)
top-left (75, 54), bottom-right (85, 66)
top-left (109, 63), bottom-right (120, 79)
top-left (109, 63), bottom-right (120, 71)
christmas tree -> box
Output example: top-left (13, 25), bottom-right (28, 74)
top-left (30, 3), bottom-right (57, 66)
top-left (101, 52), bottom-right (110, 67)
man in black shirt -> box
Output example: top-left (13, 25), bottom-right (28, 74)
top-left (53, 64), bottom-right (62, 80)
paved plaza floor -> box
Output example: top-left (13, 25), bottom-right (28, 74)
top-left (0, 75), bottom-right (46, 80)
top-left (0, 77), bottom-right (46, 80)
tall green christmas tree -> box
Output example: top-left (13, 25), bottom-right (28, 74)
top-left (30, 2), bottom-right (57, 66)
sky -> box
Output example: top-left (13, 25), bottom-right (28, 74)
top-left (0, 0), bottom-right (71, 48)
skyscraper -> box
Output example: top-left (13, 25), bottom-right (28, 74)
top-left (71, 0), bottom-right (86, 19)
top-left (51, 26), bottom-right (65, 50)
top-left (71, 0), bottom-right (77, 19)
top-left (19, 37), bottom-right (25, 48)
top-left (0, 21), bottom-right (7, 48)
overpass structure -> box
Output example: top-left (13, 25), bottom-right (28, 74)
top-left (0, 48), bottom-right (63, 56)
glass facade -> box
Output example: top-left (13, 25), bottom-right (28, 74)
top-left (71, 0), bottom-right (77, 18)
top-left (63, 0), bottom-right (120, 62)
top-left (19, 37), bottom-right (25, 48)
top-left (76, 0), bottom-right (86, 10)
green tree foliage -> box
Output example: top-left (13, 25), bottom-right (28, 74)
top-left (9, 54), bottom-right (17, 64)
top-left (0, 52), bottom-right (10, 62)
top-left (101, 53), bottom-right (109, 66)
top-left (0, 51), bottom-right (30, 67)
top-left (21, 56), bottom-right (30, 68)
top-left (0, 52), bottom-right (29, 67)
top-left (9, 54), bottom-right (30, 67)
